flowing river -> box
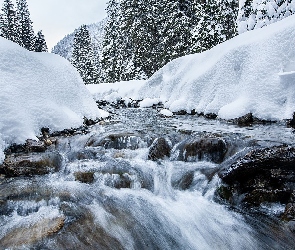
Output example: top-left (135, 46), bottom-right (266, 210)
top-left (0, 108), bottom-right (295, 249)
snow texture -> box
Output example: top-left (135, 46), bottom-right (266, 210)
top-left (89, 15), bottom-right (295, 121)
top-left (0, 37), bottom-right (106, 163)
top-left (87, 80), bottom-right (146, 103)
top-left (160, 109), bottom-right (173, 117)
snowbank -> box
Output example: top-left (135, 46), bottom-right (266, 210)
top-left (87, 80), bottom-right (146, 103)
top-left (88, 15), bottom-right (295, 121)
top-left (0, 37), bottom-right (106, 162)
top-left (137, 15), bottom-right (295, 120)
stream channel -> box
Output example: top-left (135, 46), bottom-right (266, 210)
top-left (1, 107), bottom-right (295, 249)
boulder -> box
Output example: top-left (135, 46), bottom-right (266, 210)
top-left (0, 216), bottom-right (65, 248)
top-left (88, 133), bottom-right (145, 150)
top-left (0, 151), bottom-right (62, 177)
top-left (148, 138), bottom-right (171, 161)
top-left (287, 112), bottom-right (295, 128)
top-left (175, 137), bottom-right (227, 163)
top-left (74, 171), bottom-right (95, 184)
top-left (218, 145), bottom-right (295, 208)
top-left (233, 113), bottom-right (253, 126)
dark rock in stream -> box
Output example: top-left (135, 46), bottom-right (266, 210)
top-left (233, 113), bottom-right (254, 126)
top-left (74, 171), bottom-right (95, 184)
top-left (287, 112), bottom-right (295, 128)
top-left (87, 133), bottom-right (147, 150)
top-left (218, 146), bottom-right (295, 216)
top-left (148, 138), bottom-right (171, 161)
top-left (175, 137), bottom-right (227, 164)
top-left (0, 151), bottom-right (62, 177)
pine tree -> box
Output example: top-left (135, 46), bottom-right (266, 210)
top-left (35, 30), bottom-right (48, 52)
top-left (16, 0), bottom-right (35, 51)
top-left (100, 0), bottom-right (123, 83)
top-left (0, 0), bottom-right (22, 45)
top-left (71, 25), bottom-right (99, 84)
top-left (237, 0), bottom-right (295, 34)
top-left (219, 0), bottom-right (238, 40)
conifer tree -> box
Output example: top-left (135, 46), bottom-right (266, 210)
top-left (71, 25), bottom-right (99, 84)
top-left (0, 0), bottom-right (22, 45)
top-left (16, 0), bottom-right (35, 51)
top-left (35, 30), bottom-right (48, 52)
top-left (237, 0), bottom-right (295, 34)
top-left (101, 0), bottom-right (123, 83)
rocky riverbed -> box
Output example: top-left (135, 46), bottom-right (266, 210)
top-left (1, 105), bottom-right (295, 249)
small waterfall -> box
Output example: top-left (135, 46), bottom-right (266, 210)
top-left (1, 108), bottom-right (295, 249)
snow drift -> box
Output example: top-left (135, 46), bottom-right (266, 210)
top-left (138, 14), bottom-right (295, 120)
top-left (0, 37), bottom-right (106, 163)
top-left (88, 15), bottom-right (295, 121)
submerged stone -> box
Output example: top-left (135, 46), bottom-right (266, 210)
top-left (148, 138), bottom-right (171, 161)
top-left (0, 216), bottom-right (65, 248)
top-left (175, 137), bottom-right (227, 164)
top-left (74, 171), bottom-right (95, 184)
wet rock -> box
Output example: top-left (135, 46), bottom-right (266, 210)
top-left (148, 138), bottom-right (171, 161)
top-left (74, 171), bottom-right (95, 184)
top-left (26, 139), bottom-right (47, 152)
top-left (204, 113), bottom-right (218, 119)
top-left (283, 203), bottom-right (295, 221)
top-left (233, 113), bottom-right (253, 126)
top-left (190, 109), bottom-right (197, 115)
top-left (104, 173), bottom-right (132, 189)
top-left (175, 137), bottom-right (227, 164)
top-left (0, 216), bottom-right (65, 248)
top-left (173, 110), bottom-right (187, 115)
top-left (287, 220), bottom-right (295, 233)
top-left (219, 146), bottom-right (295, 207)
top-left (287, 112), bottom-right (295, 128)
top-left (88, 133), bottom-right (144, 150)
top-left (172, 171), bottom-right (194, 190)
top-left (0, 152), bottom-right (62, 177)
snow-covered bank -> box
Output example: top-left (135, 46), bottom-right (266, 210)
top-left (0, 38), bottom-right (107, 163)
top-left (87, 80), bottom-right (146, 103)
top-left (88, 15), bottom-right (295, 121)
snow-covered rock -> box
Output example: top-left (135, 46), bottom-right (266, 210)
top-left (159, 109), bottom-right (173, 117)
top-left (0, 37), bottom-right (106, 163)
top-left (87, 80), bottom-right (146, 103)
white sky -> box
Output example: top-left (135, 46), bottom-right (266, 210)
top-left (0, 0), bottom-right (108, 50)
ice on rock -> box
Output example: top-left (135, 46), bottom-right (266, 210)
top-left (0, 37), bottom-right (107, 163)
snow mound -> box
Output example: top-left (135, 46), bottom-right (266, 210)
top-left (0, 37), bottom-right (106, 162)
top-left (139, 98), bottom-right (159, 108)
top-left (159, 109), bottom-right (173, 117)
top-left (87, 80), bottom-right (146, 103)
top-left (135, 15), bottom-right (295, 120)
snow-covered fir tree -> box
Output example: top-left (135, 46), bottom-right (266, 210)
top-left (35, 30), bottom-right (48, 52)
top-left (16, 0), bottom-right (35, 51)
top-left (193, 0), bottom-right (238, 53)
top-left (0, 0), bottom-right (22, 45)
top-left (237, 0), bottom-right (295, 33)
top-left (71, 25), bottom-right (99, 84)
top-left (100, 0), bottom-right (239, 83)
top-left (100, 0), bottom-right (123, 83)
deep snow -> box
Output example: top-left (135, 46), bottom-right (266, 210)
top-left (87, 15), bottom-right (295, 121)
top-left (0, 37), bottom-right (107, 163)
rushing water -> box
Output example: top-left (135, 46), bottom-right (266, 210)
top-left (1, 108), bottom-right (295, 249)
